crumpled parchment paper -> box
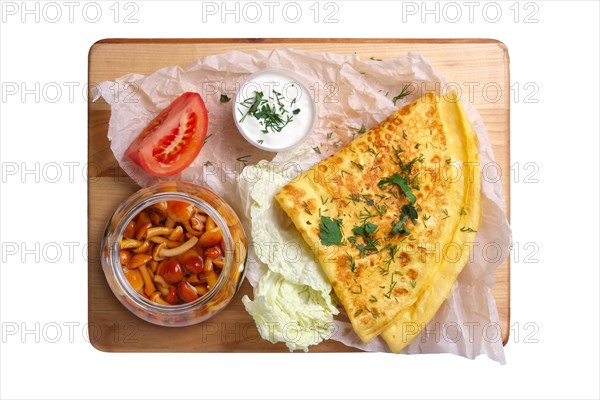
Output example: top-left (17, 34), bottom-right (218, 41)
top-left (98, 48), bottom-right (511, 363)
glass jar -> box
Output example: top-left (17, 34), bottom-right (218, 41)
top-left (101, 181), bottom-right (247, 327)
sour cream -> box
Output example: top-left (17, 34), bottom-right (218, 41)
top-left (234, 69), bottom-right (316, 152)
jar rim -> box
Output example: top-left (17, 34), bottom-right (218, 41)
top-left (105, 190), bottom-right (236, 314)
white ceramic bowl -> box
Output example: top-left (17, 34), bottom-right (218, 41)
top-left (233, 68), bottom-right (317, 152)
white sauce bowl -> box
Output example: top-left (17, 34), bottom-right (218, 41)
top-left (233, 69), bottom-right (316, 152)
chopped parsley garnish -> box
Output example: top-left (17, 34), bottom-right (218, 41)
top-left (327, 131), bottom-right (333, 139)
top-left (352, 221), bottom-right (377, 237)
top-left (302, 201), bottom-right (312, 215)
top-left (364, 306), bottom-right (380, 318)
top-left (423, 213), bottom-right (431, 229)
top-left (381, 244), bottom-right (399, 275)
top-left (350, 160), bottom-right (364, 171)
top-left (350, 285), bottom-right (363, 294)
top-left (366, 146), bottom-right (380, 157)
top-left (348, 123), bottom-right (367, 136)
top-left (391, 218), bottom-right (411, 236)
top-left (460, 207), bottom-right (467, 216)
top-left (236, 155), bottom-right (251, 166)
top-left (390, 204), bottom-right (418, 236)
top-left (401, 203), bottom-right (418, 222)
top-left (238, 91), bottom-right (263, 123)
top-left (203, 134), bottom-right (212, 144)
top-left (313, 146), bottom-right (321, 154)
top-left (359, 207), bottom-right (377, 224)
top-left (352, 221), bottom-right (380, 256)
top-left (442, 208), bottom-right (450, 219)
top-left (357, 240), bottom-right (379, 256)
top-left (410, 280), bottom-right (417, 288)
top-left (238, 90), bottom-right (296, 133)
top-left (319, 216), bottom-right (344, 245)
top-left (375, 204), bottom-right (387, 216)
top-left (257, 139), bottom-right (264, 144)
top-left (346, 252), bottom-right (356, 273)
top-left (384, 275), bottom-right (397, 298)
top-left (378, 174), bottom-right (416, 204)
top-left (219, 94), bottom-right (231, 103)
top-left (399, 154), bottom-right (423, 176)
top-left (347, 193), bottom-right (361, 204)
top-left (392, 84), bottom-right (413, 105)
top-left (460, 226), bottom-right (478, 233)
top-left (203, 161), bottom-right (213, 167)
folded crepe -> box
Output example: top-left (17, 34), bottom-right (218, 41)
top-left (275, 92), bottom-right (481, 352)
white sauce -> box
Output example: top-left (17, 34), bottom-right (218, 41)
top-left (234, 69), bottom-right (316, 152)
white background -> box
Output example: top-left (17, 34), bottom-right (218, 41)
top-left (0, 1), bottom-right (599, 399)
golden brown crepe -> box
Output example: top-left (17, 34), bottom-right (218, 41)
top-left (380, 93), bottom-right (481, 352)
top-left (275, 92), bottom-right (481, 349)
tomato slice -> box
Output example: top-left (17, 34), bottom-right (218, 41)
top-left (125, 92), bottom-right (208, 177)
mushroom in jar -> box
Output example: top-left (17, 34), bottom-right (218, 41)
top-left (118, 200), bottom-right (226, 305)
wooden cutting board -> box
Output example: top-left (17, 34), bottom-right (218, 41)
top-left (88, 38), bottom-right (510, 352)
